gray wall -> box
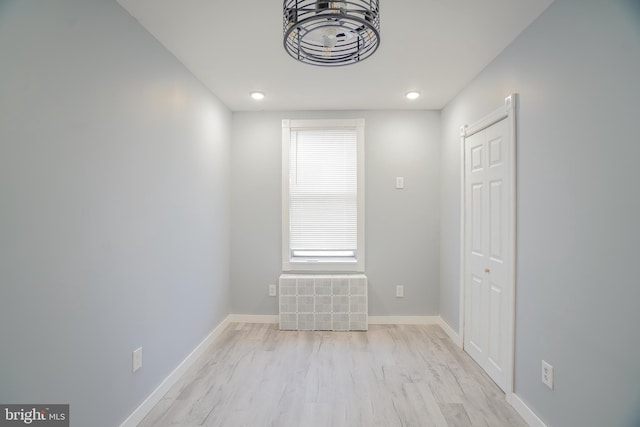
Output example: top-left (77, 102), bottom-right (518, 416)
top-left (231, 111), bottom-right (440, 316)
top-left (439, 1), bottom-right (640, 426)
top-left (0, 1), bottom-right (231, 426)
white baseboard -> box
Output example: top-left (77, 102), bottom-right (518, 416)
top-left (119, 314), bottom-right (232, 427)
top-left (228, 314), bottom-right (279, 323)
top-left (229, 314), bottom-right (446, 328)
top-left (368, 315), bottom-right (441, 325)
top-left (438, 317), bottom-right (463, 348)
top-left (229, 314), bottom-right (444, 327)
top-left (509, 393), bottom-right (547, 427)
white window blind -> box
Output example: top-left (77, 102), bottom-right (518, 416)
top-left (289, 128), bottom-right (357, 256)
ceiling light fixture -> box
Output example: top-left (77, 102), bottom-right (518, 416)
top-left (405, 91), bottom-right (420, 100)
top-left (251, 91), bottom-right (265, 100)
top-left (283, 0), bottom-right (381, 67)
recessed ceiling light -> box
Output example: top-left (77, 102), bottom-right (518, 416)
top-left (250, 91), bottom-right (265, 101)
top-left (406, 91), bottom-right (420, 100)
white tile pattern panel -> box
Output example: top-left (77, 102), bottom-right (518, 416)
top-left (315, 295), bottom-right (332, 312)
top-left (279, 312), bottom-right (297, 330)
top-left (315, 313), bottom-right (332, 331)
top-left (279, 274), bottom-right (368, 331)
top-left (349, 295), bottom-right (367, 313)
top-left (279, 277), bottom-right (297, 296)
top-left (298, 295), bottom-right (315, 312)
top-left (333, 295), bottom-right (349, 313)
top-left (279, 295), bottom-right (297, 313)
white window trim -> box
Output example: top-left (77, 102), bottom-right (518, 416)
top-left (282, 118), bottom-right (365, 272)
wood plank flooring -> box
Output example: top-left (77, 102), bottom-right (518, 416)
top-left (139, 323), bottom-right (527, 427)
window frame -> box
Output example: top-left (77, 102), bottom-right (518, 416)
top-left (282, 118), bottom-right (365, 272)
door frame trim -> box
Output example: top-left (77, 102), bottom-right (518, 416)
top-left (458, 93), bottom-right (518, 397)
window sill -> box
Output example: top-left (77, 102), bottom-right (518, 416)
top-left (283, 259), bottom-right (364, 273)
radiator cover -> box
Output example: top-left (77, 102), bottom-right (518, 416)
top-left (279, 274), bottom-right (368, 331)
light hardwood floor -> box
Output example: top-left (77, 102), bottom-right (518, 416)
top-left (139, 323), bottom-right (527, 427)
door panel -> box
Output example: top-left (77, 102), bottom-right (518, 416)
top-left (489, 283), bottom-right (502, 368)
top-left (489, 180), bottom-right (503, 262)
top-left (489, 135), bottom-right (503, 167)
top-left (469, 274), bottom-right (484, 353)
top-left (471, 183), bottom-right (484, 256)
top-left (471, 144), bottom-right (484, 171)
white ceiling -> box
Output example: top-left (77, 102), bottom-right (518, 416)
top-left (117, 0), bottom-right (553, 112)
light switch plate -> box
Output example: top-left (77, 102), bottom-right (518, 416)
top-left (132, 347), bottom-right (143, 372)
top-left (542, 360), bottom-right (553, 389)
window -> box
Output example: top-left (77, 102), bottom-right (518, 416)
top-left (282, 119), bottom-right (365, 272)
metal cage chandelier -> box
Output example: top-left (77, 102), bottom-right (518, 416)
top-left (283, 0), bottom-right (381, 66)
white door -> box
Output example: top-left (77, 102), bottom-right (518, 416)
top-left (463, 115), bottom-right (513, 392)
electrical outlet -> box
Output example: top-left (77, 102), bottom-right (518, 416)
top-left (541, 360), bottom-right (553, 389)
top-left (269, 284), bottom-right (277, 297)
top-left (132, 347), bottom-right (143, 373)
top-left (396, 285), bottom-right (404, 298)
